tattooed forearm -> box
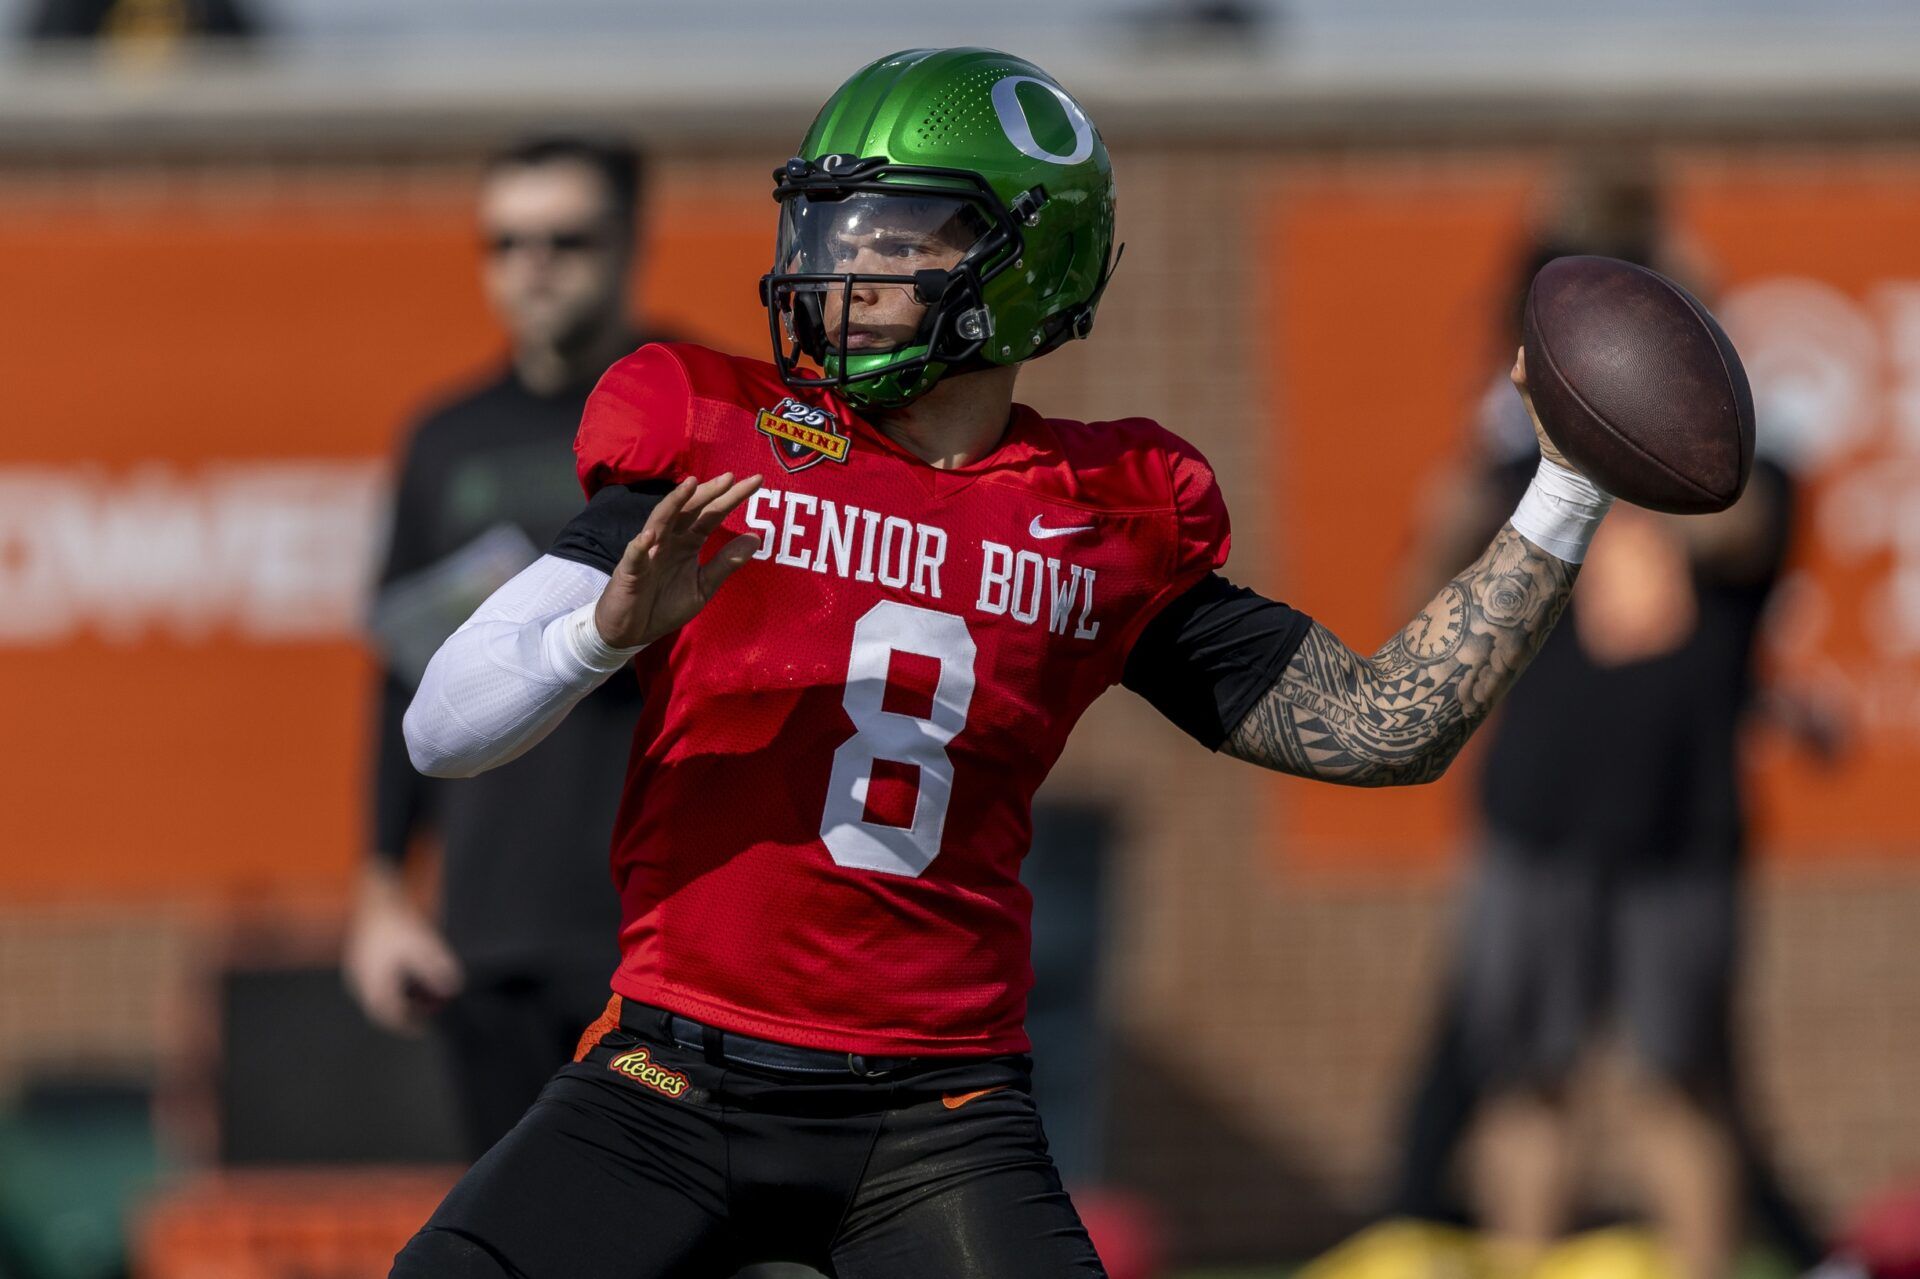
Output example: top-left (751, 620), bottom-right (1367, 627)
top-left (1223, 523), bottom-right (1577, 786)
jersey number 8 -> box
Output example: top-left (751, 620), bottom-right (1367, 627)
top-left (821, 601), bottom-right (977, 876)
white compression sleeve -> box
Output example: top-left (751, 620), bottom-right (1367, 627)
top-left (1510, 457), bottom-right (1614, 564)
top-left (403, 554), bottom-right (644, 778)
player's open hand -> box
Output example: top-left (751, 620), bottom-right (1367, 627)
top-left (1511, 346), bottom-right (1574, 472)
top-left (594, 472), bottom-right (763, 649)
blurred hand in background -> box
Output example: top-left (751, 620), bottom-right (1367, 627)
top-left (344, 860), bottom-right (464, 1035)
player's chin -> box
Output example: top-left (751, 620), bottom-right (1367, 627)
top-left (829, 332), bottom-right (914, 354)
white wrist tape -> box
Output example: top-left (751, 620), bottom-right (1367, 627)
top-left (548, 601), bottom-right (646, 680)
top-left (1510, 457), bottom-right (1613, 564)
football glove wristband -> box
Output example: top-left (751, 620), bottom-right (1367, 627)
top-left (1511, 457), bottom-right (1613, 564)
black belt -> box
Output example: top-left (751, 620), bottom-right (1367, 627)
top-left (620, 1001), bottom-right (924, 1077)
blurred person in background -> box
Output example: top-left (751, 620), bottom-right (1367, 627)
top-left (344, 135), bottom-right (670, 1160)
top-left (1387, 164), bottom-right (1821, 1279)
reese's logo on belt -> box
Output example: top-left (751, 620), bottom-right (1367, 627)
top-left (606, 1047), bottom-right (692, 1099)
top-left (757, 396), bottom-right (850, 474)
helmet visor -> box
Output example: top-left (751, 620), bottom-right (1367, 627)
top-left (772, 190), bottom-right (992, 358)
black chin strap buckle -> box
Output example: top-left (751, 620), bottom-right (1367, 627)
top-left (913, 268), bottom-right (954, 306)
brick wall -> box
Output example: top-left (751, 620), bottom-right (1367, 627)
top-left (0, 142), bottom-right (1915, 1268)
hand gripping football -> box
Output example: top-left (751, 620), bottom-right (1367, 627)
top-left (1522, 255), bottom-right (1755, 514)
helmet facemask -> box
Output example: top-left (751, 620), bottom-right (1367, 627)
top-left (761, 155), bottom-right (1032, 409)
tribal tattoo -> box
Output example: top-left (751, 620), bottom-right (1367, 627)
top-left (1224, 523), bottom-right (1578, 786)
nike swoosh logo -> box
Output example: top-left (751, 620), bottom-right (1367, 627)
top-left (941, 1086), bottom-right (1008, 1110)
top-left (1029, 515), bottom-right (1094, 540)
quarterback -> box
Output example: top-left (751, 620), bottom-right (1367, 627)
top-left (392, 48), bottom-right (1611, 1279)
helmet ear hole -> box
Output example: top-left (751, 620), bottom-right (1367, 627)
top-left (1035, 232), bottom-right (1076, 306)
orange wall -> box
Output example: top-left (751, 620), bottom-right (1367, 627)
top-left (1679, 158), bottom-right (1920, 854)
top-left (0, 169), bottom-right (771, 901)
top-left (1264, 160), bottom-right (1541, 871)
top-left (7, 151), bottom-right (1918, 902)
top-left (1265, 153), bottom-right (1920, 871)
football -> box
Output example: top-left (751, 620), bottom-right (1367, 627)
top-left (1522, 255), bottom-right (1755, 514)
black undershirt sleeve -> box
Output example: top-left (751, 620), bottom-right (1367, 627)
top-left (1121, 573), bottom-right (1315, 751)
top-left (547, 479), bottom-right (679, 574)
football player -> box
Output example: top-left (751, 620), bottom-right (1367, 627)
top-left (391, 47), bottom-right (1612, 1279)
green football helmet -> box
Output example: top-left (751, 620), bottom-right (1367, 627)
top-left (760, 47), bottom-right (1120, 409)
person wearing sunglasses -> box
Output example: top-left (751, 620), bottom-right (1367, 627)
top-left (344, 135), bottom-right (673, 1160)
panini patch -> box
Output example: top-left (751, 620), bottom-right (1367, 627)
top-left (758, 396), bottom-right (850, 473)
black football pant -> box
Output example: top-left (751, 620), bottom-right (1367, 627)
top-left (391, 999), bottom-right (1106, 1278)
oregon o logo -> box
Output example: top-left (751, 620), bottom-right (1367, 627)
top-left (989, 75), bottom-right (1095, 166)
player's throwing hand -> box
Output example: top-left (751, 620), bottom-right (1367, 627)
top-left (593, 472), bottom-right (763, 649)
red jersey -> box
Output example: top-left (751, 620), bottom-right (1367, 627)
top-left (575, 343), bottom-right (1230, 1054)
